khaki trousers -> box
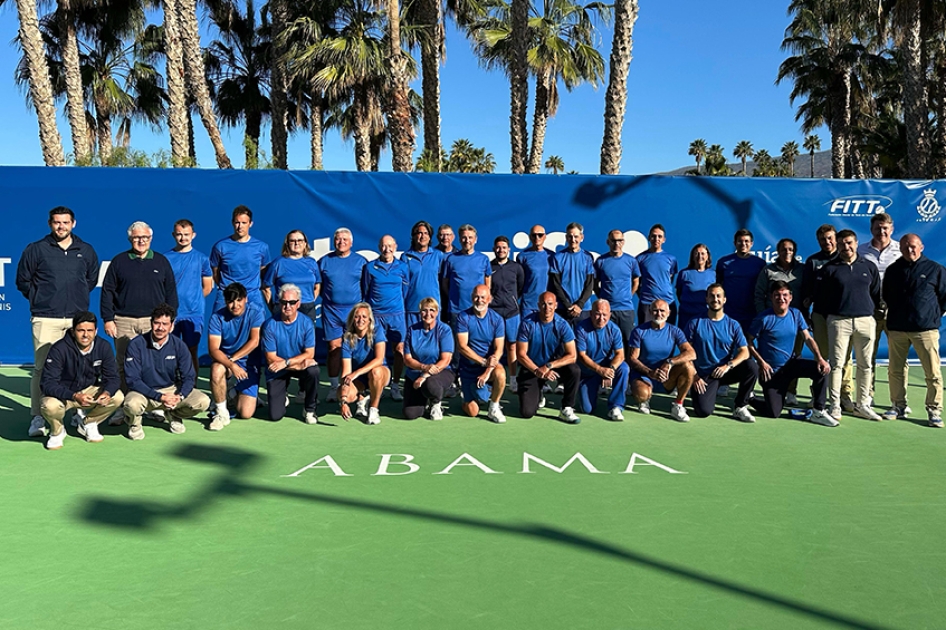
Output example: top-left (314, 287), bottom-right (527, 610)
top-left (123, 386), bottom-right (210, 427)
top-left (887, 329), bottom-right (943, 414)
top-left (113, 316), bottom-right (152, 391)
top-left (41, 387), bottom-right (125, 436)
top-left (827, 315), bottom-right (876, 409)
top-left (30, 317), bottom-right (73, 416)
top-left (811, 312), bottom-right (854, 402)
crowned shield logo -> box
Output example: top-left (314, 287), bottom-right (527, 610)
top-left (917, 189), bottom-right (942, 222)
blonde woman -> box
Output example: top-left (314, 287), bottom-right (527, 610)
top-left (339, 303), bottom-right (390, 425)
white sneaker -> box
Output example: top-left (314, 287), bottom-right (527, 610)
top-left (128, 424), bottom-right (145, 440)
top-left (733, 405), bottom-right (755, 423)
top-left (28, 416), bottom-right (47, 437)
top-left (108, 409), bottom-right (125, 426)
top-left (208, 415), bottom-right (229, 431)
top-left (487, 402), bottom-right (506, 424)
top-left (367, 407), bottom-right (381, 425)
top-left (853, 404), bottom-right (882, 421)
top-left (76, 421), bottom-right (104, 443)
top-left (810, 408), bottom-right (840, 427)
top-left (429, 402), bottom-right (444, 421)
top-left (169, 419), bottom-right (186, 434)
top-left (785, 392), bottom-right (798, 406)
top-left (828, 406), bottom-right (843, 421)
top-left (326, 389), bottom-right (338, 403)
top-left (638, 401), bottom-right (651, 415)
top-left (903, 405), bottom-right (913, 416)
top-left (304, 411), bottom-right (319, 425)
top-left (355, 395), bottom-right (369, 418)
top-left (46, 430), bottom-right (66, 450)
top-left (509, 379), bottom-right (518, 394)
top-left (71, 408), bottom-right (87, 427)
top-left (390, 382), bottom-right (403, 401)
top-left (882, 406), bottom-right (906, 421)
top-left (608, 406), bottom-right (624, 421)
top-left (558, 406), bottom-right (580, 424)
top-left (538, 396), bottom-right (546, 409)
top-left (670, 402), bottom-right (690, 423)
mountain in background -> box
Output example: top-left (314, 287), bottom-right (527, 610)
top-left (659, 150), bottom-right (834, 178)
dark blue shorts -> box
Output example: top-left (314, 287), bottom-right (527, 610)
top-left (172, 318), bottom-right (203, 348)
top-left (375, 312), bottom-right (406, 347)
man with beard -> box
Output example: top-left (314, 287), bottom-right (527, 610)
top-left (456, 284), bottom-right (507, 423)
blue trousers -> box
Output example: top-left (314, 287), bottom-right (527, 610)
top-left (578, 362), bottom-right (630, 413)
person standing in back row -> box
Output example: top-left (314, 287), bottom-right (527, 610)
top-left (716, 228), bottom-right (765, 332)
top-left (636, 224), bottom-right (678, 325)
top-left (210, 205), bottom-right (271, 311)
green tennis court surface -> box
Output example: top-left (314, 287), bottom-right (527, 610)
top-left (2, 366), bottom-right (944, 629)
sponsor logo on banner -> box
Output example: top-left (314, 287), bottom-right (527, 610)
top-left (825, 195), bottom-right (891, 217)
top-left (916, 189), bottom-right (942, 223)
top-left (0, 256), bottom-right (12, 311)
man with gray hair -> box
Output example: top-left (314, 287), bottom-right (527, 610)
top-left (100, 221), bottom-right (178, 395)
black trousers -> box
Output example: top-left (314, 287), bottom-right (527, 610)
top-left (517, 363), bottom-right (581, 418)
top-left (403, 370), bottom-right (455, 419)
top-left (267, 365), bottom-right (320, 420)
top-left (749, 357), bottom-right (827, 418)
top-left (691, 360), bottom-right (759, 417)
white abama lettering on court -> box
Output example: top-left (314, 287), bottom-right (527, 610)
top-left (281, 452), bottom-right (686, 477)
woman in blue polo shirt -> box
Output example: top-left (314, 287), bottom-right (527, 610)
top-left (676, 243), bottom-right (716, 332)
top-left (262, 230), bottom-right (321, 321)
top-left (338, 303), bottom-right (390, 425)
top-left (402, 298), bottom-right (455, 420)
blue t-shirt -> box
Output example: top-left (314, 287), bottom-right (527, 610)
top-left (441, 251), bottom-right (492, 314)
top-left (341, 327), bottom-right (387, 370)
top-left (401, 248), bottom-right (445, 314)
top-left (208, 302), bottom-right (267, 356)
top-left (594, 252), bottom-right (641, 311)
top-left (456, 308), bottom-right (505, 375)
top-left (749, 307), bottom-right (807, 372)
top-left (362, 258), bottom-right (409, 315)
top-left (716, 253), bottom-right (766, 324)
top-left (319, 251), bottom-right (367, 307)
top-left (552, 249), bottom-right (595, 306)
top-left (627, 323), bottom-right (687, 370)
top-left (684, 315), bottom-right (746, 378)
top-left (517, 247), bottom-right (554, 312)
top-left (263, 256), bottom-right (322, 304)
top-left (210, 236), bottom-right (271, 294)
top-left (676, 268), bottom-right (716, 330)
top-left (575, 318), bottom-right (623, 375)
top-left (636, 251), bottom-right (678, 304)
top-left (164, 249), bottom-right (212, 320)
top-left (404, 320), bottom-right (455, 379)
top-left (261, 315), bottom-right (316, 378)
top-left (516, 312), bottom-right (575, 367)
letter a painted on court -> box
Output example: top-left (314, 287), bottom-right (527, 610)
top-left (373, 454), bottom-right (421, 476)
top-left (433, 453), bottom-right (502, 475)
top-left (621, 453), bottom-right (686, 474)
top-left (520, 452), bottom-right (608, 474)
top-left (282, 456), bottom-right (353, 477)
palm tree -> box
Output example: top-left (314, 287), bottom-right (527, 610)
top-left (544, 154), bottom-right (564, 173)
top-left (159, 0), bottom-right (190, 165)
top-left (384, 0), bottom-right (415, 171)
top-left (443, 138), bottom-right (495, 172)
top-left (703, 143), bottom-right (730, 175)
top-left (781, 140), bottom-right (800, 176)
top-left (733, 140), bottom-right (753, 175)
top-left (509, 0), bottom-right (528, 173)
top-left (599, 0), bottom-right (638, 174)
top-left (56, 0), bottom-right (91, 161)
top-left (269, 0), bottom-right (289, 169)
top-left (688, 138), bottom-right (707, 174)
top-left (803, 133), bottom-right (821, 177)
top-left (883, 0), bottom-right (928, 178)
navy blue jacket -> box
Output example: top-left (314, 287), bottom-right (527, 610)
top-left (100, 250), bottom-right (178, 320)
top-left (490, 259), bottom-right (524, 318)
top-left (816, 256), bottom-right (880, 318)
top-left (16, 234), bottom-right (99, 318)
top-left (883, 255), bottom-right (946, 332)
top-left (40, 332), bottom-right (120, 401)
top-left (125, 332), bottom-right (196, 400)
top-left (802, 250), bottom-right (837, 316)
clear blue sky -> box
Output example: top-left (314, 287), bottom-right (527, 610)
top-left (0, 0), bottom-right (824, 174)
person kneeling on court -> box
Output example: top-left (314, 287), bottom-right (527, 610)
top-left (456, 284), bottom-right (507, 423)
top-left (575, 300), bottom-right (629, 421)
top-left (684, 284), bottom-right (759, 422)
top-left (402, 297), bottom-right (454, 420)
top-left (339, 303), bottom-right (390, 425)
top-left (746, 281), bottom-right (836, 426)
top-left (261, 283), bottom-right (320, 423)
top-left (207, 283), bottom-right (265, 430)
top-left (626, 299), bottom-right (696, 422)
top-left (40, 311), bottom-right (124, 449)
top-left (123, 304), bottom-right (210, 440)
top-left (516, 292), bottom-right (581, 423)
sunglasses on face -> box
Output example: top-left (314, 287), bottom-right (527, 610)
top-left (280, 299), bottom-right (300, 306)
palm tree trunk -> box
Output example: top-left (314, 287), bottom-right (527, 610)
top-left (385, 0), bottom-right (415, 172)
top-left (58, 0), bottom-right (90, 162)
top-left (15, 0), bottom-right (65, 166)
top-left (934, 44), bottom-right (946, 178)
top-left (370, 134), bottom-right (382, 171)
top-left (353, 93), bottom-right (372, 172)
top-left (829, 71), bottom-right (850, 179)
top-left (163, 0), bottom-right (190, 166)
top-left (509, 0), bottom-right (529, 174)
top-left (809, 152), bottom-right (815, 178)
top-left (245, 111), bottom-right (262, 169)
top-left (419, 0), bottom-right (442, 169)
top-left (527, 72), bottom-right (551, 174)
top-left (310, 92), bottom-right (323, 170)
top-left (95, 105), bottom-right (112, 165)
top-left (742, 157), bottom-right (747, 175)
top-left (599, 0), bottom-right (638, 175)
top-left (176, 0), bottom-right (232, 168)
top-left (902, 0), bottom-right (929, 178)
top-left (269, 0), bottom-right (289, 169)
top-left (187, 109), bottom-right (196, 163)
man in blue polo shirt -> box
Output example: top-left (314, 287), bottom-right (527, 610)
top-left (456, 285), bottom-right (507, 423)
top-left (575, 300), bottom-right (629, 421)
top-left (636, 224), bottom-right (678, 325)
top-left (435, 224), bottom-right (456, 254)
top-left (747, 281), bottom-right (836, 426)
top-left (363, 234), bottom-right (409, 401)
top-left (490, 235), bottom-right (524, 391)
top-left (516, 292), bottom-right (581, 423)
top-left (261, 284), bottom-right (320, 423)
top-left (165, 219), bottom-right (213, 370)
top-left (716, 228), bottom-right (766, 332)
top-left (207, 283), bottom-right (265, 429)
top-left (684, 284), bottom-right (758, 422)
top-left (550, 222), bottom-right (595, 325)
top-left (440, 223), bottom-right (492, 323)
top-left (517, 224), bottom-right (554, 320)
top-left (402, 220), bottom-right (445, 322)
top-left (210, 205), bottom-right (271, 311)
top-left (594, 229), bottom-right (640, 340)
top-left (319, 227), bottom-right (367, 401)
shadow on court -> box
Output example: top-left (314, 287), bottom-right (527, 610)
top-left (79, 443), bottom-right (893, 630)
top-left (0, 369), bottom-right (33, 442)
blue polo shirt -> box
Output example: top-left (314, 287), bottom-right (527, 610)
top-left (319, 251), bottom-right (367, 307)
top-left (263, 256), bottom-right (322, 304)
top-left (575, 319), bottom-right (623, 375)
top-left (636, 251), bottom-right (678, 304)
top-left (261, 315), bottom-right (316, 378)
top-left (684, 315), bottom-right (746, 378)
top-left (517, 313), bottom-right (575, 367)
top-left (210, 237), bottom-right (271, 300)
top-left (594, 252), bottom-right (640, 311)
top-left (676, 268), bottom-right (716, 330)
top-left (551, 248), bottom-right (595, 306)
top-left (208, 302), bottom-right (266, 356)
top-left (404, 321), bottom-right (455, 379)
top-left (401, 248), bottom-right (445, 314)
top-left (716, 253), bottom-right (766, 326)
top-left (165, 249), bottom-right (212, 321)
top-left (456, 308), bottom-right (505, 375)
top-left (627, 323), bottom-right (687, 370)
top-left (749, 307), bottom-right (807, 372)
top-left (341, 327), bottom-right (387, 370)
top-left (362, 258), bottom-right (409, 315)
top-left (516, 247), bottom-right (554, 313)
top-left (441, 251), bottom-right (492, 314)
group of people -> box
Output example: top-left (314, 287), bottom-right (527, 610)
top-left (16, 205), bottom-right (946, 450)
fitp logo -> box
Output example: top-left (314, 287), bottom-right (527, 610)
top-left (916, 189), bottom-right (942, 223)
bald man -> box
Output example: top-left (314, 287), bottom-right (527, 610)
top-left (362, 234), bottom-right (409, 400)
